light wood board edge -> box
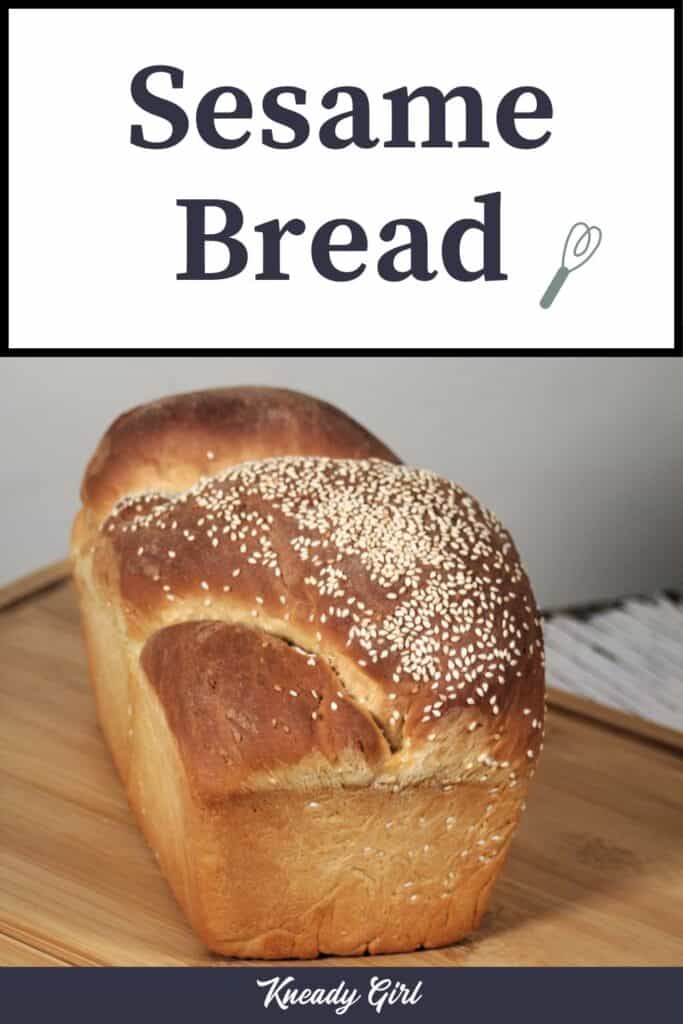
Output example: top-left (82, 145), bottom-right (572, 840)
top-left (546, 686), bottom-right (683, 754)
top-left (0, 918), bottom-right (101, 966)
top-left (0, 558), bottom-right (71, 612)
top-left (0, 930), bottom-right (73, 967)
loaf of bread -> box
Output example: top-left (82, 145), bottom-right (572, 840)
top-left (71, 387), bottom-right (545, 959)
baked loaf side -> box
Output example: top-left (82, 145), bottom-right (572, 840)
top-left (73, 455), bottom-right (545, 958)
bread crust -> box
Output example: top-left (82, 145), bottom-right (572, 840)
top-left (71, 393), bottom-right (544, 960)
top-left (141, 621), bottom-right (389, 798)
top-left (97, 457), bottom-right (544, 784)
top-left (124, 630), bottom-right (524, 960)
top-left (80, 387), bottom-right (398, 522)
top-left (128, 639), bottom-right (519, 959)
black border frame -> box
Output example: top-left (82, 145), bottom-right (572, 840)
top-left (5, 4), bottom-right (682, 357)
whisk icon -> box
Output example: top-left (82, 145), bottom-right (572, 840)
top-left (540, 221), bottom-right (602, 309)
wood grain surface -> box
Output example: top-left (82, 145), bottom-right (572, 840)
top-left (0, 558), bottom-right (71, 612)
top-left (544, 686), bottom-right (683, 754)
top-left (1, 574), bottom-right (682, 967)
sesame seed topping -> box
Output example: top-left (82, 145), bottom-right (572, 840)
top-left (105, 455), bottom-right (542, 755)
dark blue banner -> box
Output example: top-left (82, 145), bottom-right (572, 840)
top-left (1, 967), bottom-right (680, 1023)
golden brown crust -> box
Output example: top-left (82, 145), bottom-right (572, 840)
top-left (81, 387), bottom-right (398, 521)
top-left (72, 407), bottom-right (546, 959)
top-left (124, 637), bottom-right (524, 960)
top-left (164, 786), bottom-right (516, 958)
top-left (98, 456), bottom-right (545, 791)
top-left (127, 642), bottom-right (520, 958)
top-left (140, 621), bottom-right (389, 801)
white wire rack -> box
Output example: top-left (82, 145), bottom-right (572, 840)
top-left (544, 593), bottom-right (683, 734)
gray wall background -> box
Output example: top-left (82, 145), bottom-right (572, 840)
top-left (2, 357), bottom-right (682, 610)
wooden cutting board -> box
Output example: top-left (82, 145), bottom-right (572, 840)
top-left (1, 566), bottom-right (682, 967)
